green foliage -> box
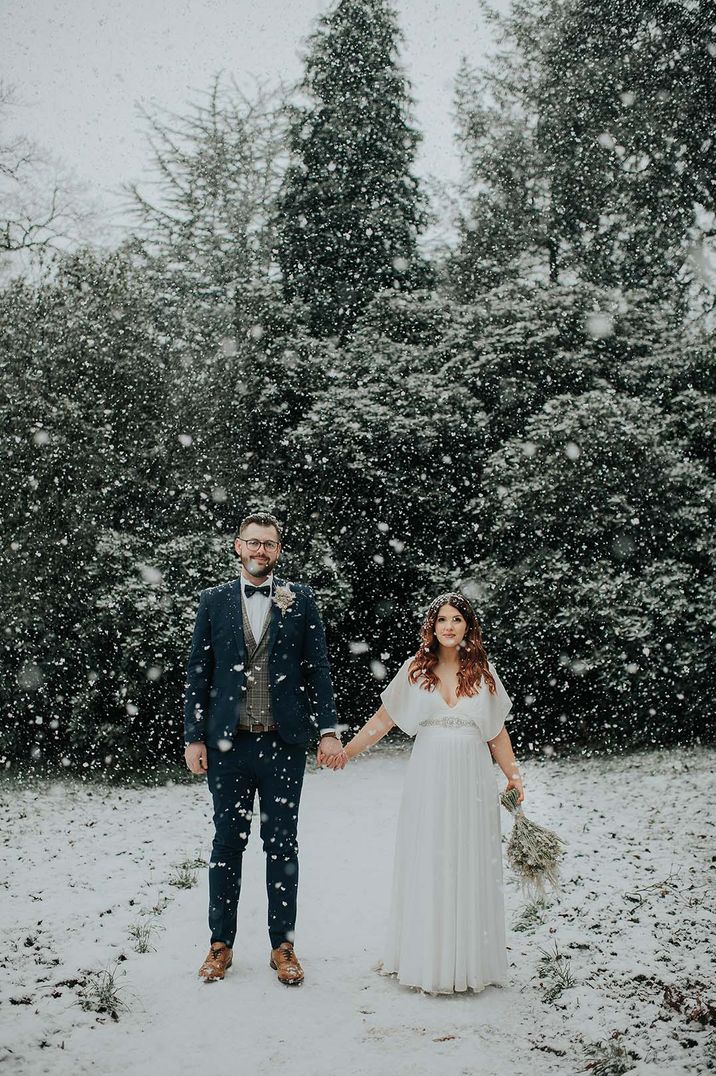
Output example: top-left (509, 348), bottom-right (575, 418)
top-left (78, 964), bottom-right (128, 1021)
top-left (450, 0), bottom-right (715, 300)
top-left (0, 252), bottom-right (172, 765)
top-left (283, 291), bottom-right (487, 681)
top-left (582, 1039), bottom-right (637, 1076)
top-left (464, 389), bottom-right (716, 748)
top-left (535, 941), bottom-right (576, 1002)
top-left (275, 0), bottom-right (431, 338)
top-left (1, 1), bottom-right (713, 771)
top-left (538, 0), bottom-right (715, 293)
top-left (0, 248), bottom-right (248, 771)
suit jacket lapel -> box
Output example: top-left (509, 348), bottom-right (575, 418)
top-left (228, 579), bottom-right (248, 668)
top-left (267, 577), bottom-right (283, 656)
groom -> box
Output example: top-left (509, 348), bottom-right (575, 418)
top-left (183, 512), bottom-right (343, 984)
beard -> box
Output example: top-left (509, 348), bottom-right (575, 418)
top-left (242, 556), bottom-right (274, 579)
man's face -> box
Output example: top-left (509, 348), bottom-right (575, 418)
top-left (234, 524), bottom-right (282, 579)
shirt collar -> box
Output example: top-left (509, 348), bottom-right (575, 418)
top-left (242, 572), bottom-right (274, 592)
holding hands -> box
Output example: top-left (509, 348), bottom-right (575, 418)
top-left (317, 734), bottom-right (348, 771)
top-left (316, 706), bottom-right (393, 771)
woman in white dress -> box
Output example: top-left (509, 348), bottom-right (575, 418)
top-left (327, 592), bottom-right (524, 995)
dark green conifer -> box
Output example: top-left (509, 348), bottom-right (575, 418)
top-left (275, 0), bottom-right (431, 338)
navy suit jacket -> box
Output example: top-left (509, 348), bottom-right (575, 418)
top-left (183, 576), bottom-right (339, 748)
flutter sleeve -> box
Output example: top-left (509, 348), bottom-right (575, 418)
top-left (477, 660), bottom-right (513, 742)
top-left (380, 657), bottom-right (421, 738)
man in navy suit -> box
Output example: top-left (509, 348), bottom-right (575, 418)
top-left (184, 512), bottom-right (343, 984)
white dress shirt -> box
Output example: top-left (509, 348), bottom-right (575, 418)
top-left (241, 572), bottom-right (273, 643)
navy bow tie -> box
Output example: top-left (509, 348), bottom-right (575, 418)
top-left (245, 584), bottom-right (271, 598)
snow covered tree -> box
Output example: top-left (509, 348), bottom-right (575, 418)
top-left (184, 278), bottom-right (338, 536)
top-left (129, 78), bottom-right (285, 292)
top-left (463, 389), bottom-right (716, 749)
top-left (449, 47), bottom-right (564, 294)
top-left (0, 250), bottom-right (177, 767)
top-left (276, 291), bottom-right (481, 720)
top-left (275, 0), bottom-right (431, 338)
top-left (441, 280), bottom-right (693, 451)
top-left (537, 0), bottom-right (716, 298)
top-left (127, 76), bottom-right (288, 362)
top-left (449, 0), bottom-right (715, 301)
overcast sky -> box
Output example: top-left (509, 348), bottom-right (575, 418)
top-left (2, 0), bottom-right (509, 237)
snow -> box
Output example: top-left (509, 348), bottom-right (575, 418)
top-left (1, 744), bottom-right (714, 1075)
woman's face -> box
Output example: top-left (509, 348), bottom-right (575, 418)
top-left (433, 604), bottom-right (468, 649)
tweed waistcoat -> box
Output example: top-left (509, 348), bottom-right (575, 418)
top-left (239, 591), bottom-right (274, 728)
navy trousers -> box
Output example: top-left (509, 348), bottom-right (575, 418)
top-left (206, 732), bottom-right (307, 950)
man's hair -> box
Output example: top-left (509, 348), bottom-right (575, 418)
top-left (237, 513), bottom-right (283, 542)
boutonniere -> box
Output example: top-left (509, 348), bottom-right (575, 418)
top-left (272, 584), bottom-right (296, 617)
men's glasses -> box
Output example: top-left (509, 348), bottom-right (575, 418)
top-left (240, 538), bottom-right (280, 553)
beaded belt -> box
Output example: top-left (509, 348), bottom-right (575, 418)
top-left (419, 716), bottom-right (478, 730)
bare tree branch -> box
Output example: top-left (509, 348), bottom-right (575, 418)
top-left (0, 80), bottom-right (99, 264)
top-left (126, 74), bottom-right (289, 285)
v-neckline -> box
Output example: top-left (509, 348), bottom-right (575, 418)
top-left (436, 693), bottom-right (460, 710)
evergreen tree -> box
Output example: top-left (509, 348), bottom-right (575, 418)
top-left (539, 0), bottom-right (715, 298)
top-left (449, 52), bottom-right (556, 294)
top-left (450, 0), bottom-right (715, 301)
top-left (467, 388), bottom-right (716, 750)
top-left (275, 0), bottom-right (431, 338)
top-left (0, 250), bottom-right (177, 769)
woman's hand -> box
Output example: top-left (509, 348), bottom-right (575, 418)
top-left (316, 738), bottom-right (348, 770)
top-left (505, 772), bottom-right (524, 804)
top-left (316, 735), bottom-right (344, 769)
top-left (325, 748), bottom-right (348, 770)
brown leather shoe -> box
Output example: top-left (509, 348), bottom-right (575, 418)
top-left (270, 941), bottom-right (304, 986)
top-left (198, 942), bottom-right (233, 982)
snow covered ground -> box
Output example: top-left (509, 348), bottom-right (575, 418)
top-left (1, 744), bottom-right (714, 1076)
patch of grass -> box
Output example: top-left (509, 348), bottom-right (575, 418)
top-left (704, 1033), bottom-right (716, 1067)
top-left (513, 898), bottom-right (548, 933)
top-left (141, 892), bottom-right (171, 916)
top-left (177, 854), bottom-right (207, 870)
top-left (128, 920), bottom-right (155, 954)
top-left (78, 965), bottom-right (128, 1021)
top-left (167, 866), bottom-right (197, 889)
top-left (583, 1038), bottom-right (637, 1075)
top-left (536, 941), bottom-right (576, 1003)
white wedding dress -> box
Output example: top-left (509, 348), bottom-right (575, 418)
top-left (379, 657), bottom-right (512, 995)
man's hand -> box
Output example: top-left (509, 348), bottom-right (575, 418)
top-left (185, 742), bottom-right (208, 775)
top-left (316, 734), bottom-right (346, 770)
top-left (324, 748), bottom-right (348, 770)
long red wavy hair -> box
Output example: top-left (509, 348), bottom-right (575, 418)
top-left (408, 592), bottom-right (497, 698)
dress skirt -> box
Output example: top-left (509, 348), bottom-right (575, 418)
top-left (381, 721), bottom-right (508, 994)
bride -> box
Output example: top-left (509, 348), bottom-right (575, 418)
top-left (323, 592), bottom-right (523, 995)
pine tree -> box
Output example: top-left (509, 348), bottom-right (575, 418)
top-left (450, 45), bottom-right (561, 294)
top-left (275, 0), bottom-right (431, 338)
top-left (450, 0), bottom-right (715, 302)
top-left (538, 0), bottom-right (715, 298)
